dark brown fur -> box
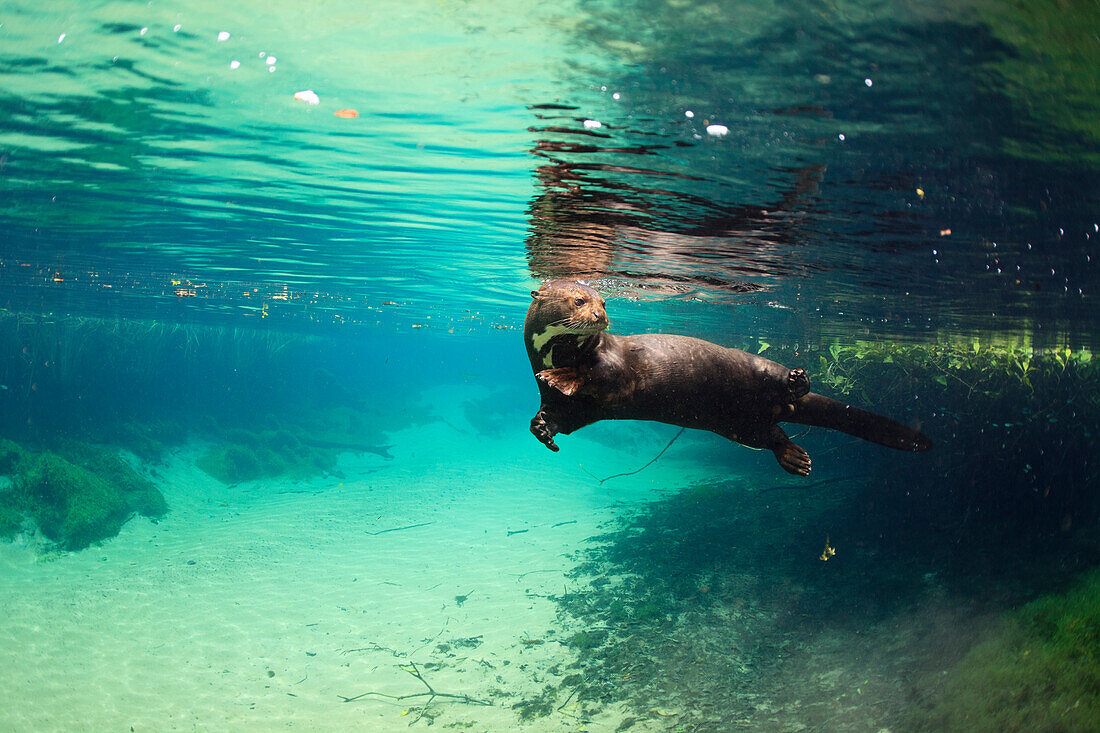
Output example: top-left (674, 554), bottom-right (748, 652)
top-left (524, 280), bottom-right (931, 475)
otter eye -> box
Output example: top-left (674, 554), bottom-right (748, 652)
top-left (574, 297), bottom-right (586, 306)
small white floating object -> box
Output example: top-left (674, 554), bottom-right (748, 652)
top-left (583, 119), bottom-right (602, 130)
top-left (266, 56), bottom-right (277, 66)
top-left (706, 124), bottom-right (729, 137)
top-left (217, 31), bottom-right (230, 42)
top-left (229, 60), bottom-right (240, 69)
top-left (58, 33), bottom-right (66, 44)
top-left (865, 78), bottom-right (873, 87)
top-left (685, 110), bottom-right (694, 119)
top-left (294, 89), bottom-right (320, 105)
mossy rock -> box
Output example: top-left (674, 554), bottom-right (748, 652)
top-left (0, 438), bottom-right (31, 475)
top-left (58, 441), bottom-right (168, 519)
top-left (18, 453), bottom-right (130, 550)
top-left (196, 444), bottom-right (263, 483)
top-left (2, 441), bottom-right (168, 550)
top-left (108, 419), bottom-right (181, 464)
top-left (0, 499), bottom-right (23, 540)
top-left (195, 429), bottom-right (338, 484)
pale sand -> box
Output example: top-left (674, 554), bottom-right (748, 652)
top-left (0, 402), bottom-right (732, 731)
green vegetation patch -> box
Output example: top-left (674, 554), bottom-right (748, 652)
top-left (913, 568), bottom-right (1100, 731)
top-left (0, 501), bottom-right (23, 540)
top-left (19, 452), bottom-right (129, 550)
top-left (195, 426), bottom-right (339, 484)
top-left (764, 338), bottom-right (1100, 537)
top-left (0, 439), bottom-right (167, 551)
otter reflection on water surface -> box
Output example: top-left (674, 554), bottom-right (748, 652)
top-left (524, 105), bottom-right (828, 299)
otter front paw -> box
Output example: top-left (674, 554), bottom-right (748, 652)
top-left (530, 410), bottom-right (560, 452)
top-left (536, 367), bottom-right (586, 396)
top-left (787, 368), bottom-right (809, 400)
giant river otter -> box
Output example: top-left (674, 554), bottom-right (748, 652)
top-left (524, 280), bottom-right (932, 475)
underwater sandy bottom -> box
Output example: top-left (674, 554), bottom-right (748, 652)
top-left (0, 394), bottom-right (716, 731)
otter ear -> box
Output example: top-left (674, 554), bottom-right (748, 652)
top-left (530, 289), bottom-right (541, 299)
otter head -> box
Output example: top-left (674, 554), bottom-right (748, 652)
top-left (525, 280), bottom-right (609, 368)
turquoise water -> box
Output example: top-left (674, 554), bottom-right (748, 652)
top-left (1, 0), bottom-right (1099, 730)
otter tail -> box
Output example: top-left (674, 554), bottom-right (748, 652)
top-left (788, 393), bottom-right (932, 452)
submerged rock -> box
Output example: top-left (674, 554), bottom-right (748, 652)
top-left (0, 441), bottom-right (167, 551)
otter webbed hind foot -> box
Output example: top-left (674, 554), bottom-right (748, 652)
top-left (774, 442), bottom-right (812, 476)
top-left (787, 368), bottom-right (809, 400)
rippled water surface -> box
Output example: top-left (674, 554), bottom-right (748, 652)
top-left (3, 0), bottom-right (1096, 341)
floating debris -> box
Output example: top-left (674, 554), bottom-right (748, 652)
top-left (294, 90), bottom-right (320, 105)
top-left (217, 31), bottom-right (230, 42)
top-left (334, 109), bottom-right (359, 119)
top-left (706, 123), bottom-right (729, 136)
top-left (583, 119), bottom-right (602, 130)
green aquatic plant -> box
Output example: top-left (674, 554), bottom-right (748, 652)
top-left (194, 423), bottom-right (340, 484)
top-left (0, 439), bottom-right (167, 550)
top-left (196, 444), bottom-right (263, 484)
top-left (17, 452), bottom-right (130, 551)
top-left (0, 502), bottom-right (23, 540)
top-left (912, 568), bottom-right (1100, 731)
top-left (57, 441), bottom-right (168, 520)
top-left (0, 438), bottom-right (31, 475)
top-left (759, 337), bottom-right (1100, 537)
top-left (567, 629), bottom-right (609, 651)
